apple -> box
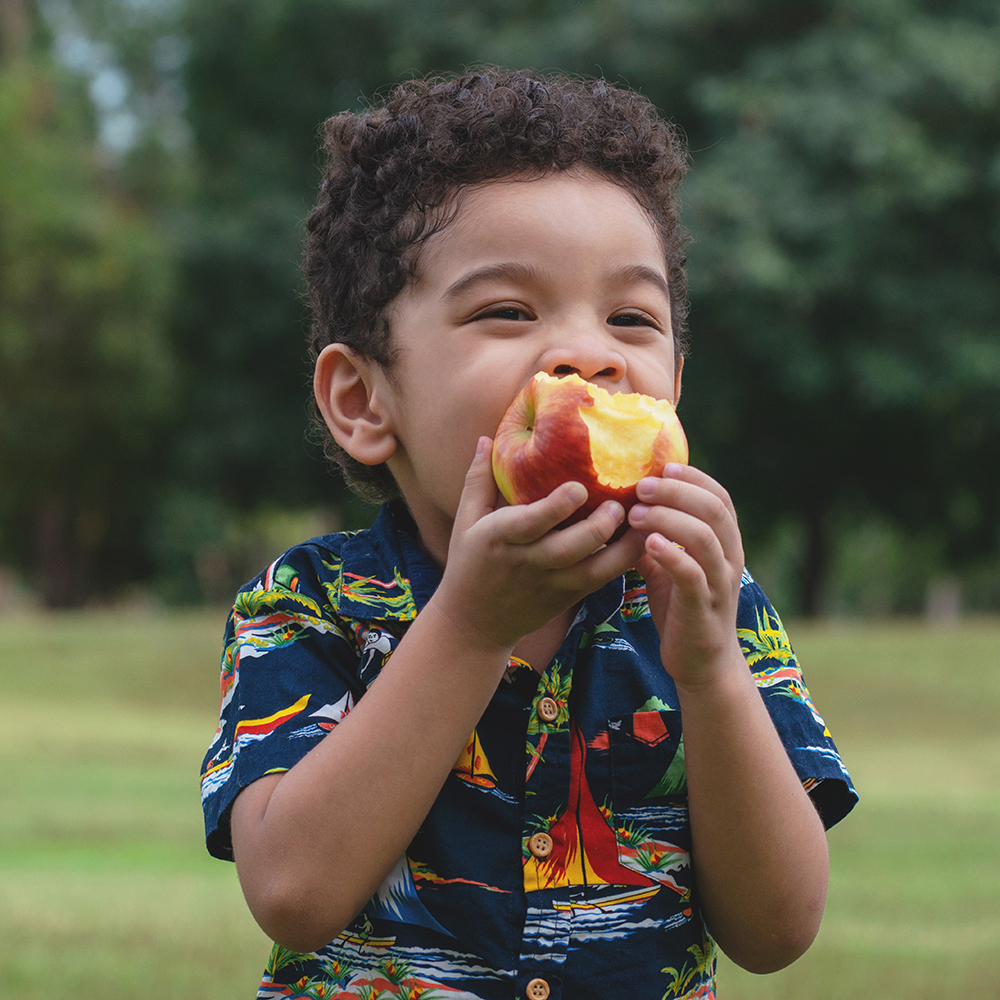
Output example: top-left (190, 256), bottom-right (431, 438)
top-left (491, 372), bottom-right (688, 523)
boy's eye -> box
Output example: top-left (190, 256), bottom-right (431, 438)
top-left (608, 312), bottom-right (656, 328)
top-left (478, 305), bottom-right (533, 322)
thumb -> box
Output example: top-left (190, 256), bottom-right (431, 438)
top-left (453, 436), bottom-right (500, 534)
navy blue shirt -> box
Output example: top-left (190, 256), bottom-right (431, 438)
top-left (202, 502), bottom-right (857, 1000)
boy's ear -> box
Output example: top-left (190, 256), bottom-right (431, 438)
top-left (313, 344), bottom-right (397, 466)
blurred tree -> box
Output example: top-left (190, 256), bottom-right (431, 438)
top-left (166, 0), bottom-right (400, 517)
top-left (18, 0), bottom-right (996, 609)
top-left (0, 0), bottom-right (175, 606)
top-left (680, 0), bottom-right (1000, 612)
top-left (162, 0), bottom-right (1000, 610)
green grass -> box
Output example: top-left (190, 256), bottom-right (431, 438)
top-left (1, 611), bottom-right (999, 998)
top-left (0, 610), bottom-right (271, 1000)
top-left (718, 619), bottom-right (1000, 998)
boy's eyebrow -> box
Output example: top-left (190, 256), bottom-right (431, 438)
top-left (442, 262), bottom-right (544, 300)
top-left (607, 264), bottom-right (671, 300)
top-left (441, 261), bottom-right (671, 300)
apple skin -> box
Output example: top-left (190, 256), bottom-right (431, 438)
top-left (491, 372), bottom-right (688, 524)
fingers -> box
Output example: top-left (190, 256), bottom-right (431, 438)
top-left (456, 438), bottom-right (598, 545)
top-left (573, 525), bottom-right (647, 582)
top-left (627, 464), bottom-right (744, 592)
top-left (640, 464), bottom-right (739, 532)
top-left (499, 481), bottom-right (592, 545)
top-left (453, 440), bottom-right (648, 589)
top-left (532, 500), bottom-right (627, 567)
top-left (499, 498), bottom-right (645, 601)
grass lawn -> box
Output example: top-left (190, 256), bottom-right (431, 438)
top-left (1, 610), bottom-right (998, 999)
top-left (717, 619), bottom-right (1000, 998)
top-left (0, 610), bottom-right (271, 1000)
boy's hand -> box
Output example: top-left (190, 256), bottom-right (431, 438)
top-left (430, 437), bottom-right (646, 655)
top-left (627, 464), bottom-right (746, 690)
top-left (627, 466), bottom-right (831, 974)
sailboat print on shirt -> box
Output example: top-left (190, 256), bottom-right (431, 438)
top-left (524, 722), bottom-right (659, 892)
top-left (452, 729), bottom-right (499, 790)
top-left (366, 856), bottom-right (452, 937)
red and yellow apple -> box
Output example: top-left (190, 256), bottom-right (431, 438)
top-left (491, 372), bottom-right (688, 523)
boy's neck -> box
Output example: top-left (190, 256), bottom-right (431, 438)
top-left (399, 495), bottom-right (453, 572)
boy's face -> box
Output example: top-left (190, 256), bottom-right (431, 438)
top-left (357, 169), bottom-right (681, 565)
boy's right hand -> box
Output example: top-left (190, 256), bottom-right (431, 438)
top-left (428, 436), bottom-right (646, 656)
top-left (230, 442), bottom-right (641, 954)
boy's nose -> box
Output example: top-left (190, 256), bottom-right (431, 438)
top-left (538, 342), bottom-right (626, 385)
top-left (552, 362), bottom-right (617, 379)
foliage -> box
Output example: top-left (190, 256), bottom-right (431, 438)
top-left (679, 0), bottom-right (1000, 610)
top-left (4, 0), bottom-right (999, 610)
top-left (0, 43), bottom-right (175, 605)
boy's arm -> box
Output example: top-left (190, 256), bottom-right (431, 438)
top-left (627, 465), bottom-right (829, 974)
top-left (230, 439), bottom-right (645, 953)
top-left (230, 593), bottom-right (514, 954)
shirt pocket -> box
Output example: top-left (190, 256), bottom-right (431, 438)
top-left (608, 710), bottom-right (692, 893)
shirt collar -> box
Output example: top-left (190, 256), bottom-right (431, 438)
top-left (335, 501), bottom-right (439, 622)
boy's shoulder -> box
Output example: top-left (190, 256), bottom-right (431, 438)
top-left (232, 503), bottom-right (424, 626)
top-left (228, 530), bottom-right (353, 626)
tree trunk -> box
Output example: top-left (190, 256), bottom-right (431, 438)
top-left (0, 0), bottom-right (30, 64)
top-left (800, 502), bottom-right (828, 617)
top-left (37, 497), bottom-right (80, 607)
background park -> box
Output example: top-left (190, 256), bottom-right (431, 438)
top-left (1, 0), bottom-right (998, 996)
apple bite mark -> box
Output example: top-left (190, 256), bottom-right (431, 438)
top-left (579, 386), bottom-right (680, 489)
top-left (492, 372), bottom-right (688, 524)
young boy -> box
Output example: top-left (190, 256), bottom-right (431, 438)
top-left (201, 68), bottom-right (857, 1000)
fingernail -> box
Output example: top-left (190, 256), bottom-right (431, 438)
top-left (566, 482), bottom-right (588, 504)
top-left (636, 479), bottom-right (656, 500)
top-left (476, 436), bottom-right (489, 457)
top-left (630, 503), bottom-right (649, 523)
top-left (604, 501), bottom-right (624, 524)
top-left (663, 463), bottom-right (684, 476)
top-left (647, 533), bottom-right (668, 553)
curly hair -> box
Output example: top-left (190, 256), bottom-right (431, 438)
top-left (304, 67), bottom-right (691, 503)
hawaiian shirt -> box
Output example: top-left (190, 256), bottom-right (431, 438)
top-left (201, 501), bottom-right (857, 1000)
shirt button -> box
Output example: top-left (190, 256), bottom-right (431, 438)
top-left (526, 978), bottom-right (551, 1000)
top-left (537, 697), bottom-right (560, 722)
top-left (528, 832), bottom-right (553, 858)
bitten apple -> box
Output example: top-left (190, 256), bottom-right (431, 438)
top-left (492, 372), bottom-right (688, 523)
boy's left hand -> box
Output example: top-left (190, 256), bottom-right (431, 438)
top-left (627, 464), bottom-right (746, 690)
top-left (629, 466), bottom-right (831, 973)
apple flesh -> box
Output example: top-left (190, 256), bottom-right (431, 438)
top-left (492, 372), bottom-right (688, 523)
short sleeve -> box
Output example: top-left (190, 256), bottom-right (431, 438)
top-left (199, 541), bottom-right (368, 860)
top-left (737, 570), bottom-right (858, 829)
